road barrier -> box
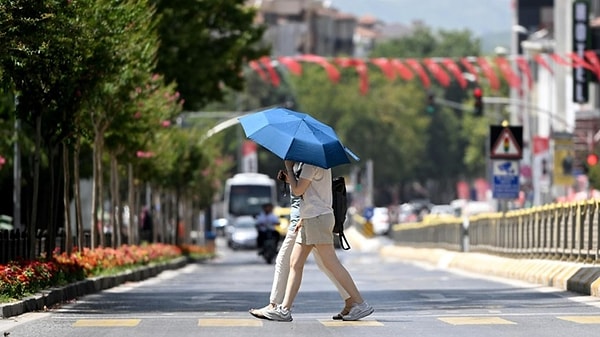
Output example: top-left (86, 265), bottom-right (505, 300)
top-left (390, 200), bottom-right (600, 262)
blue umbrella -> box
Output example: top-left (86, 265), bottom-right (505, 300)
top-left (238, 107), bottom-right (359, 168)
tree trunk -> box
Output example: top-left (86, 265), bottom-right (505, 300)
top-left (74, 138), bottom-right (83, 252)
top-left (110, 153), bottom-right (121, 247)
top-left (30, 114), bottom-right (42, 258)
top-left (127, 163), bottom-right (135, 245)
top-left (46, 144), bottom-right (58, 257)
top-left (62, 142), bottom-right (72, 254)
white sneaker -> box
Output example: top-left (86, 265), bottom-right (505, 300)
top-left (263, 305), bottom-right (293, 322)
top-left (342, 302), bottom-right (374, 321)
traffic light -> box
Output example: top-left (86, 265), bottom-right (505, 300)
top-left (587, 153), bottom-right (598, 166)
top-left (473, 87), bottom-right (483, 116)
top-left (426, 91), bottom-right (435, 114)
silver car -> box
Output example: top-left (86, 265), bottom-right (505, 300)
top-left (226, 215), bottom-right (258, 250)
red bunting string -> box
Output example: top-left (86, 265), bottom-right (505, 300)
top-left (335, 57), bottom-right (369, 95)
top-left (515, 56), bottom-right (533, 89)
top-left (254, 51), bottom-right (600, 94)
top-left (460, 58), bottom-right (479, 82)
top-left (259, 56), bottom-right (281, 87)
top-left (477, 57), bottom-right (501, 91)
top-left (390, 59), bottom-right (415, 81)
top-left (370, 58), bottom-right (396, 81)
top-left (277, 56), bottom-right (303, 76)
top-left (495, 57), bottom-right (521, 89)
top-left (298, 54), bottom-right (340, 83)
top-left (423, 58), bottom-right (451, 87)
top-left (405, 58), bottom-right (431, 88)
top-left (441, 58), bottom-right (467, 89)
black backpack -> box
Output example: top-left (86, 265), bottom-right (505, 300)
top-left (332, 176), bottom-right (350, 250)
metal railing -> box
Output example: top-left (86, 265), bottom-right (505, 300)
top-left (390, 200), bottom-right (600, 262)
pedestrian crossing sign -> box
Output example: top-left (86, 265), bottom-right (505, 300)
top-left (490, 126), bottom-right (523, 159)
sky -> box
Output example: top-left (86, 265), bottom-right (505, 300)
top-left (329, 0), bottom-right (513, 35)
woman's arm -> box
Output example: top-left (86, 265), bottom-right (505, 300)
top-left (284, 160), bottom-right (311, 196)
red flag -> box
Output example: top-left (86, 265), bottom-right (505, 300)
top-left (259, 56), bottom-right (280, 87)
top-left (423, 58), bottom-right (451, 87)
top-left (441, 58), bottom-right (467, 89)
top-left (277, 56), bottom-right (302, 76)
top-left (405, 58), bottom-right (431, 88)
top-left (477, 57), bottom-right (500, 91)
top-left (534, 54), bottom-right (553, 74)
top-left (550, 53), bottom-right (571, 67)
top-left (460, 57), bottom-right (479, 82)
top-left (390, 59), bottom-right (414, 81)
top-left (335, 57), bottom-right (369, 95)
top-left (495, 56), bottom-right (520, 89)
top-left (584, 51), bottom-right (600, 80)
top-left (298, 54), bottom-right (340, 83)
top-left (515, 56), bottom-right (533, 89)
top-left (370, 58), bottom-right (396, 81)
top-left (249, 60), bottom-right (268, 82)
top-left (568, 52), bottom-right (594, 71)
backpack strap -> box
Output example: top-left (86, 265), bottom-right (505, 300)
top-left (338, 232), bottom-right (351, 250)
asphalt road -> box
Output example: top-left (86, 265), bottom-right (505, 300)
top-left (3, 236), bottom-right (600, 337)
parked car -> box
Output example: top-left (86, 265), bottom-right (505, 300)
top-left (371, 207), bottom-right (391, 235)
top-left (226, 215), bottom-right (258, 250)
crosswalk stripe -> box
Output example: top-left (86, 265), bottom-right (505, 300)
top-left (438, 317), bottom-right (517, 325)
top-left (73, 319), bottom-right (141, 327)
top-left (198, 318), bottom-right (263, 327)
top-left (557, 316), bottom-right (600, 324)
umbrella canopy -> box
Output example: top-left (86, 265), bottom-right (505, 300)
top-left (238, 107), bottom-right (359, 169)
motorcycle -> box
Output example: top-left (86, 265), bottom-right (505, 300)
top-left (259, 229), bottom-right (279, 264)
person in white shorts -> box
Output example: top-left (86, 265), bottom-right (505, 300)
top-left (249, 162), bottom-right (353, 320)
top-left (261, 161), bottom-right (374, 322)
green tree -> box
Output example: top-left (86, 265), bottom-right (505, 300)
top-left (153, 0), bottom-right (269, 110)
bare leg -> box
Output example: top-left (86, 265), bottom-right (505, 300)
top-left (281, 242), bottom-right (313, 310)
top-left (312, 243), bottom-right (364, 304)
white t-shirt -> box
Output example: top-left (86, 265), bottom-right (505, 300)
top-left (298, 164), bottom-right (333, 218)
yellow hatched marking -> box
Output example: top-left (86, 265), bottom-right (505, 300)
top-left (320, 320), bottom-right (384, 327)
top-left (198, 318), bottom-right (263, 327)
top-left (73, 319), bottom-right (141, 327)
top-left (439, 317), bottom-right (516, 325)
top-left (558, 316), bottom-right (600, 324)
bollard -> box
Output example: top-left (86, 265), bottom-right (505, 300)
top-left (461, 216), bottom-right (470, 252)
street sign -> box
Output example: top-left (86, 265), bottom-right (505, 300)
top-left (490, 126), bottom-right (523, 159)
top-left (492, 160), bottom-right (520, 199)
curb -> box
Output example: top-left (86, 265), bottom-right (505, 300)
top-left (1, 256), bottom-right (189, 319)
top-left (379, 245), bottom-right (600, 296)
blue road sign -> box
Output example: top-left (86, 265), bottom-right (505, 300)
top-left (492, 160), bottom-right (520, 199)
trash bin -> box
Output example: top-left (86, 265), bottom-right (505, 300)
top-left (205, 231), bottom-right (216, 253)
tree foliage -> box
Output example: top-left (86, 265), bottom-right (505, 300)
top-left (153, 0), bottom-right (269, 110)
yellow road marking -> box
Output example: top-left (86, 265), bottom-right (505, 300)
top-left (438, 317), bottom-right (517, 325)
top-left (73, 319), bottom-right (141, 327)
top-left (198, 318), bottom-right (263, 327)
top-left (320, 320), bottom-right (384, 327)
top-left (558, 316), bottom-right (600, 324)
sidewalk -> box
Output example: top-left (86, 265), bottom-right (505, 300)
top-left (345, 226), bottom-right (600, 297)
